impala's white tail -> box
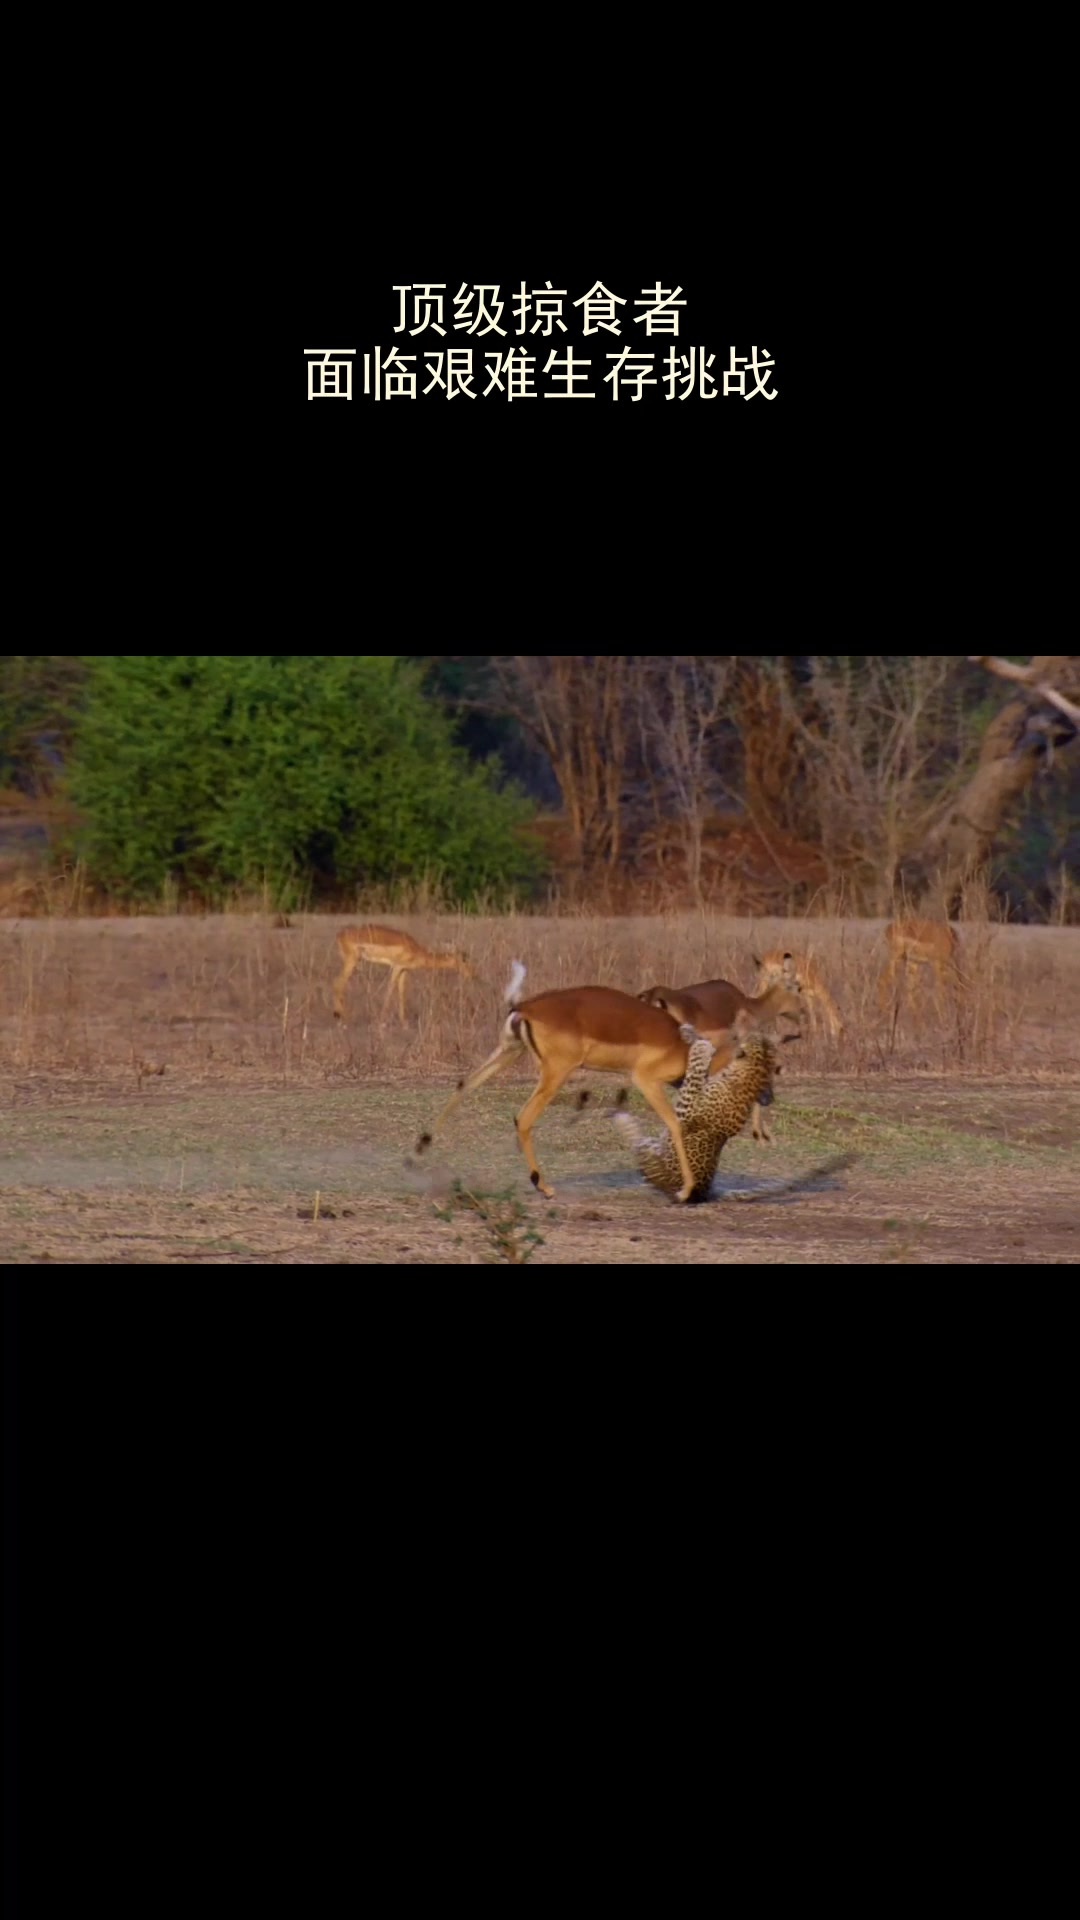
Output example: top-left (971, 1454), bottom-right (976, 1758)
top-left (506, 959), bottom-right (527, 1004)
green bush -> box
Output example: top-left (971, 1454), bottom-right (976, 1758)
top-left (62, 655), bottom-right (543, 904)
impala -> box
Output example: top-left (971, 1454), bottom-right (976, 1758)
top-left (751, 949), bottom-right (845, 1039)
top-left (434, 962), bottom-right (702, 1201)
top-left (876, 919), bottom-right (964, 1009)
top-left (332, 924), bottom-right (476, 1026)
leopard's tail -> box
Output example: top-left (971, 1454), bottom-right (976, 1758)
top-left (612, 1108), bottom-right (650, 1154)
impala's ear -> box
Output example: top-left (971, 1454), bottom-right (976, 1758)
top-left (782, 953), bottom-right (797, 984)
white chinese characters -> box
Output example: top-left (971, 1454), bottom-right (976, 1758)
top-left (304, 289), bottom-right (780, 402)
top-left (304, 350), bottom-right (356, 399)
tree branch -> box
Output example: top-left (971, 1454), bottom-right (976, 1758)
top-left (968, 655), bottom-right (1080, 730)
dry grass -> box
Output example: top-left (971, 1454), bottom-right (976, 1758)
top-left (2, 909), bottom-right (1077, 1082)
top-left (2, 911), bottom-right (1078, 1263)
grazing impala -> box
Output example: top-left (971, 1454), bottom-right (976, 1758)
top-left (751, 949), bottom-right (845, 1039)
top-left (332, 924), bottom-right (476, 1026)
top-left (877, 919), bottom-right (964, 1009)
top-left (433, 962), bottom-right (701, 1201)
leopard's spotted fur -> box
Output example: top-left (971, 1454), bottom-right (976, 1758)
top-left (613, 1023), bottom-right (779, 1202)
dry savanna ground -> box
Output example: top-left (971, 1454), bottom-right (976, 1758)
top-left (1, 911), bottom-right (1078, 1264)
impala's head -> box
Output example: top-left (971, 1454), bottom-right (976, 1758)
top-left (755, 980), bottom-right (804, 1028)
top-left (753, 948), bottom-right (844, 1035)
top-left (753, 949), bottom-right (794, 971)
top-left (440, 948), bottom-right (476, 977)
top-left (735, 1005), bottom-right (801, 1052)
top-left (757, 950), bottom-right (799, 990)
top-left (638, 985), bottom-right (675, 1013)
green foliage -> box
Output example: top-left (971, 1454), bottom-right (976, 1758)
top-left (434, 1180), bottom-right (546, 1263)
top-left (0, 656), bottom-right (87, 790)
top-left (61, 655), bottom-right (543, 904)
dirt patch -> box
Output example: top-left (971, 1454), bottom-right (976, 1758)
top-left (2, 1075), bottom-right (1077, 1264)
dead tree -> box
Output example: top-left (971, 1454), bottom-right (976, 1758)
top-left (488, 656), bottom-right (633, 886)
top-left (968, 655), bottom-right (1080, 729)
top-left (901, 655), bottom-right (1079, 916)
top-left (641, 656), bottom-right (733, 904)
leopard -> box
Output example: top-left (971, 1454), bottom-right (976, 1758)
top-left (612, 1020), bottom-right (780, 1203)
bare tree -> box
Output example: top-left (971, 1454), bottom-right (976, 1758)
top-left (968, 655), bottom-right (1080, 729)
top-left (642, 657), bottom-right (734, 903)
top-left (904, 654), bottom-right (1079, 915)
top-left (730, 658), bottom-right (804, 834)
top-left (487, 657), bottom-right (633, 884)
top-left (755, 656), bottom-right (973, 911)
top-left (473, 653), bottom-right (1077, 917)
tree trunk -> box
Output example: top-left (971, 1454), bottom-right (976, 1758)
top-left (901, 655), bottom-right (1079, 916)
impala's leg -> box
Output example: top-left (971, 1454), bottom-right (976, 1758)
top-left (396, 969), bottom-right (408, 1026)
top-left (332, 942), bottom-right (359, 1019)
top-left (632, 1071), bottom-right (696, 1202)
top-left (751, 1100), bottom-right (773, 1144)
top-left (908, 958), bottom-right (928, 1011)
top-left (877, 952), bottom-right (901, 1010)
top-left (514, 1060), bottom-right (574, 1198)
top-left (436, 1032), bottom-right (521, 1131)
top-left (381, 966), bottom-right (402, 1020)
